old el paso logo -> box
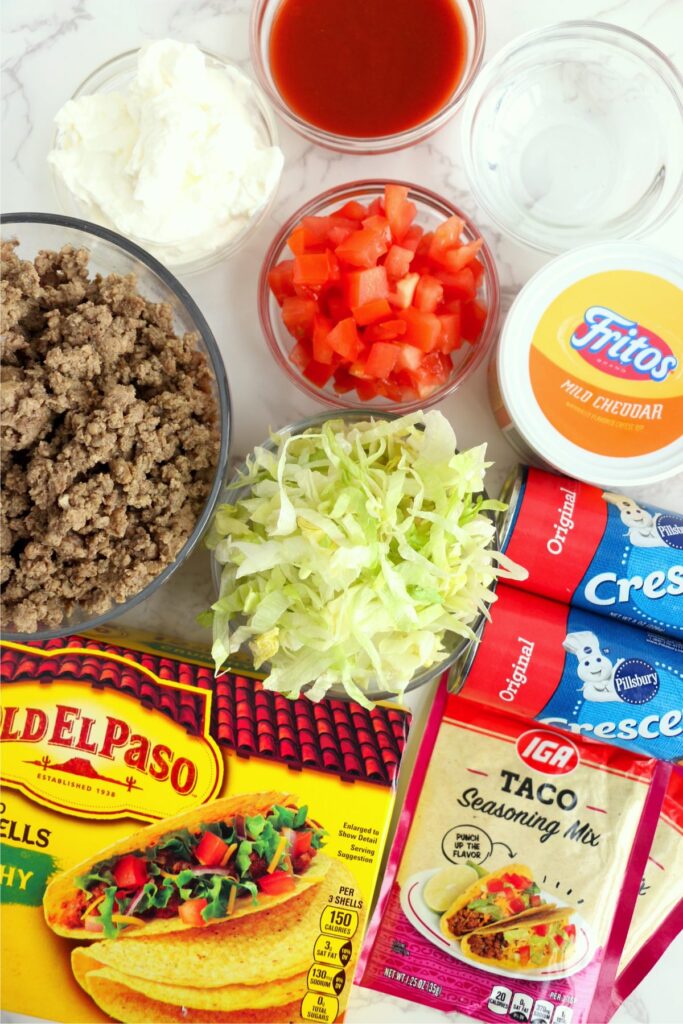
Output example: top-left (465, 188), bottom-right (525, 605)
top-left (516, 729), bottom-right (579, 776)
top-left (0, 676), bottom-right (222, 822)
top-left (570, 306), bottom-right (678, 383)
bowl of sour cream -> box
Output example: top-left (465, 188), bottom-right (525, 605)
top-left (49, 39), bottom-right (284, 274)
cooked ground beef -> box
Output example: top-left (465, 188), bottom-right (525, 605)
top-left (1, 239), bottom-right (219, 633)
top-left (446, 907), bottom-right (490, 936)
top-left (467, 930), bottom-right (508, 960)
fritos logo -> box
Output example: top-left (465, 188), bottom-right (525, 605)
top-left (516, 729), bottom-right (579, 776)
top-left (570, 306), bottom-right (678, 383)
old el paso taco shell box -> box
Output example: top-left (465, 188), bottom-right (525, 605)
top-left (0, 628), bottom-right (410, 1024)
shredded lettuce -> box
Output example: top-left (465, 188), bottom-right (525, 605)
top-left (207, 411), bottom-right (525, 707)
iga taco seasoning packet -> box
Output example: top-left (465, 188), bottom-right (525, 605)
top-left (0, 628), bottom-right (410, 1024)
top-left (358, 685), bottom-right (669, 1024)
top-left (611, 767), bottom-right (683, 1016)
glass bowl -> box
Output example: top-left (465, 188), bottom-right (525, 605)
top-left (461, 21), bottom-right (683, 253)
top-left (250, 0), bottom-right (486, 154)
top-left (50, 47), bottom-right (282, 275)
top-left (258, 180), bottom-right (500, 413)
top-left (1, 212), bottom-right (231, 641)
top-left (210, 410), bottom-right (493, 703)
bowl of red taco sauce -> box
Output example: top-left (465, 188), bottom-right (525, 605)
top-left (250, 0), bottom-right (485, 153)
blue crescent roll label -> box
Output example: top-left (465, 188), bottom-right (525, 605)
top-left (539, 608), bottom-right (683, 761)
top-left (578, 494), bottom-right (683, 638)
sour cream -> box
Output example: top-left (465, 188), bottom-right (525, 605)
top-left (49, 40), bottom-right (283, 267)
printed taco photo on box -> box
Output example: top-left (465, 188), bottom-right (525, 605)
top-left (0, 629), bottom-right (410, 1024)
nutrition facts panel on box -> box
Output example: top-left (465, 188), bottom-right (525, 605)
top-left (488, 985), bottom-right (574, 1024)
top-left (301, 906), bottom-right (360, 1022)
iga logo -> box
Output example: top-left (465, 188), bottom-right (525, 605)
top-left (570, 306), bottom-right (678, 383)
top-left (516, 729), bottom-right (580, 775)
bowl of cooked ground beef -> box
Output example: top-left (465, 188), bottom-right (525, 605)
top-left (0, 212), bottom-right (230, 639)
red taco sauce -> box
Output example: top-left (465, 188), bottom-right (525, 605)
top-left (269, 0), bottom-right (468, 138)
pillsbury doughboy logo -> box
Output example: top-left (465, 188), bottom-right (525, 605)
top-left (562, 631), bottom-right (658, 707)
top-left (570, 306), bottom-right (678, 383)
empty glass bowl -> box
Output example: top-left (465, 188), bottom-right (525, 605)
top-left (461, 21), bottom-right (683, 252)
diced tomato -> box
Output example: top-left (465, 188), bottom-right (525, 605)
top-left (471, 258), bottom-right (485, 286)
top-left (436, 239), bottom-right (484, 272)
top-left (438, 312), bottom-right (461, 353)
top-left (384, 184), bottom-right (417, 242)
top-left (344, 266), bottom-right (389, 309)
top-left (518, 945), bottom-right (531, 965)
top-left (303, 360), bottom-right (335, 388)
top-left (179, 898), bottom-right (208, 927)
top-left (292, 831), bottom-right (313, 857)
top-left (506, 873), bottom-right (532, 890)
top-left (362, 215), bottom-right (392, 245)
top-left (530, 893), bottom-right (542, 908)
top-left (281, 297), bottom-right (316, 341)
top-left (195, 831), bottom-right (229, 868)
top-left (356, 378), bottom-right (380, 401)
top-left (509, 897), bottom-right (526, 915)
top-left (532, 923), bottom-right (549, 937)
top-left (322, 287), bottom-right (351, 322)
top-left (267, 260), bottom-right (295, 305)
top-left (287, 226), bottom-right (306, 255)
top-left (112, 855), bottom-right (148, 889)
top-left (384, 245), bottom-right (414, 280)
top-left (486, 878), bottom-right (505, 893)
top-left (434, 267), bottom-right (476, 302)
top-left (293, 252), bottom-right (333, 288)
top-left (269, 187), bottom-right (487, 404)
top-left (395, 344), bottom-right (423, 372)
top-left (429, 214), bottom-right (465, 257)
top-left (312, 315), bottom-right (335, 364)
top-left (336, 227), bottom-right (389, 268)
top-left (334, 200), bottom-right (368, 221)
top-left (414, 275), bottom-right (444, 313)
top-left (327, 317), bottom-right (363, 359)
top-left (84, 916), bottom-right (104, 933)
top-left (401, 225), bottom-right (424, 253)
top-left (398, 308), bottom-right (441, 352)
top-left (461, 299), bottom-right (488, 342)
top-left (258, 870), bottom-right (296, 896)
top-left (352, 298), bottom-right (392, 326)
top-left (564, 924), bottom-right (576, 939)
top-left (389, 272), bottom-right (419, 309)
top-left (554, 933), bottom-right (566, 947)
top-left (302, 215), bottom-right (355, 248)
top-left (333, 367), bottom-right (356, 394)
top-left (365, 342), bottom-right (400, 379)
top-left (327, 224), bottom-right (354, 248)
top-left (290, 341), bottom-right (311, 372)
top-left (364, 319), bottom-right (407, 343)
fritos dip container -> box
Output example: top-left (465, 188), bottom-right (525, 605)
top-left (489, 243), bottom-right (683, 487)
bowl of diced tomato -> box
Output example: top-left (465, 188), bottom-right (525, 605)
top-left (259, 180), bottom-right (499, 410)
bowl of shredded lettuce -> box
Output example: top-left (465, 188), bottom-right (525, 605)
top-left (205, 410), bottom-right (525, 707)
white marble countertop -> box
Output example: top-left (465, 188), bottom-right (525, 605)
top-left (2, 1), bottom-right (682, 1022)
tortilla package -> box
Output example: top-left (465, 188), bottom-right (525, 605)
top-left (608, 767), bottom-right (683, 1018)
top-left (1, 628), bottom-right (410, 1024)
top-left (358, 684), bottom-right (669, 1024)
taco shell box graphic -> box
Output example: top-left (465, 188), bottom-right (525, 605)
top-left (0, 628), bottom-right (410, 1024)
top-left (359, 687), bottom-right (664, 1024)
